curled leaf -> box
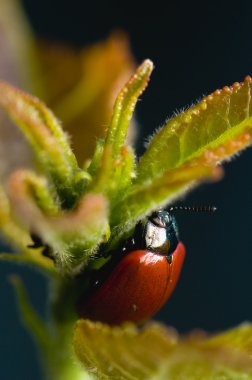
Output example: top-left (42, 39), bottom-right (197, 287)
top-left (0, 81), bottom-right (81, 206)
top-left (8, 169), bottom-right (109, 273)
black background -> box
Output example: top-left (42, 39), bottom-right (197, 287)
top-left (1, 0), bottom-right (252, 378)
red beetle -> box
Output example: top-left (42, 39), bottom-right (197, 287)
top-left (79, 210), bottom-right (185, 325)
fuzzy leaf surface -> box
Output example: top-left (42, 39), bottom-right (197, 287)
top-left (105, 59), bottom-right (153, 156)
top-left (137, 76), bottom-right (252, 182)
top-left (74, 320), bottom-right (252, 380)
top-left (0, 81), bottom-right (82, 206)
top-left (7, 170), bottom-right (109, 272)
top-left (109, 165), bottom-right (220, 247)
top-left (90, 59), bottom-right (153, 199)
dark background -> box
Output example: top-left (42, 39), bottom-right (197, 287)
top-left (1, 0), bottom-right (252, 378)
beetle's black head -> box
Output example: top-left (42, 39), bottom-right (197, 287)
top-left (138, 210), bottom-right (179, 256)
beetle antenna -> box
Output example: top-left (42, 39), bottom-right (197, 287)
top-left (168, 206), bottom-right (217, 212)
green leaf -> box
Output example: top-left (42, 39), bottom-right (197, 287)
top-left (9, 170), bottom-right (60, 216)
top-left (0, 81), bottom-right (81, 206)
top-left (137, 76), bottom-right (252, 183)
top-left (8, 169), bottom-right (109, 273)
top-left (104, 75), bottom-right (252, 246)
top-left (1, 61), bottom-right (252, 275)
top-left (90, 60), bottom-right (153, 198)
top-left (87, 139), bottom-right (105, 176)
top-left (106, 59), bottom-right (153, 156)
top-left (115, 146), bottom-right (135, 200)
top-left (74, 320), bottom-right (252, 380)
top-left (109, 164), bottom-right (220, 247)
top-left (89, 145), bottom-right (135, 204)
top-left (48, 193), bottom-right (109, 271)
top-left (0, 177), bottom-right (55, 271)
top-left (90, 144), bottom-right (114, 194)
top-left (206, 323), bottom-right (252, 354)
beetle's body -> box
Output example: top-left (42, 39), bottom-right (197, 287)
top-left (78, 210), bottom-right (186, 325)
top-left (80, 243), bottom-right (185, 325)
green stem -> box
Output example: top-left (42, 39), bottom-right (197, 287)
top-left (11, 274), bottom-right (92, 380)
top-left (43, 276), bottom-right (92, 380)
top-left (42, 322), bottom-right (90, 380)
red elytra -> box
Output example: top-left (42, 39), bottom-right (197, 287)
top-left (79, 242), bottom-right (185, 325)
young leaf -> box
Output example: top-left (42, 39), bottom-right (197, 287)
top-left (115, 146), bottom-right (135, 200)
top-left (87, 139), bottom-right (105, 176)
top-left (109, 164), bottom-right (220, 247)
top-left (8, 170), bottom-right (109, 273)
top-left (74, 320), bottom-right (252, 380)
top-left (104, 75), bottom-right (252, 245)
top-left (0, 82), bottom-right (81, 206)
top-left (137, 76), bottom-right (252, 183)
top-left (0, 179), bottom-right (55, 271)
top-left (106, 59), bottom-right (153, 156)
top-left (90, 60), bottom-right (153, 198)
top-left (12, 170), bottom-right (59, 215)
